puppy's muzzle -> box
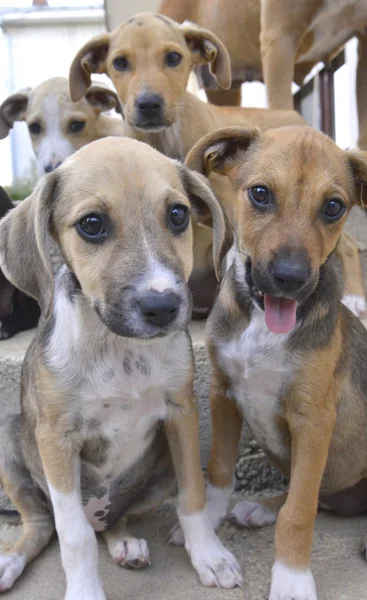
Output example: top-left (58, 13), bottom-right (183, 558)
top-left (270, 257), bottom-right (310, 295)
top-left (138, 290), bottom-right (180, 327)
top-left (135, 93), bottom-right (165, 129)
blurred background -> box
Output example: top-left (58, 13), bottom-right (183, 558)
top-left (0, 0), bottom-right (359, 192)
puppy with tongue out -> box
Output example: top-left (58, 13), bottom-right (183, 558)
top-left (185, 125), bottom-right (367, 600)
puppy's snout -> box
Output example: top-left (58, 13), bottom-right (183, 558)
top-left (138, 290), bottom-right (180, 327)
top-left (135, 93), bottom-right (164, 126)
top-left (270, 257), bottom-right (309, 293)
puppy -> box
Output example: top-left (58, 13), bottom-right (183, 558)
top-left (186, 125), bottom-right (367, 600)
top-left (0, 186), bottom-right (40, 339)
top-left (0, 77), bottom-right (124, 175)
top-left (0, 137), bottom-right (242, 599)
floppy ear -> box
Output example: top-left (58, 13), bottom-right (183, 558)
top-left (178, 164), bottom-right (233, 279)
top-left (348, 150), bottom-right (367, 207)
top-left (181, 21), bottom-right (231, 89)
top-left (0, 173), bottom-right (58, 319)
top-left (186, 126), bottom-right (260, 177)
top-left (85, 83), bottom-right (123, 114)
top-left (69, 33), bottom-right (110, 102)
top-left (0, 91), bottom-right (30, 139)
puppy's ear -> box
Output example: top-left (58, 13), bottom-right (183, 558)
top-left (348, 150), bottom-right (367, 207)
top-left (186, 126), bottom-right (260, 177)
top-left (0, 173), bottom-right (57, 319)
top-left (0, 91), bottom-right (31, 139)
top-left (178, 164), bottom-right (233, 279)
top-left (181, 21), bottom-right (231, 89)
top-left (69, 33), bottom-right (110, 102)
top-left (85, 84), bottom-right (123, 114)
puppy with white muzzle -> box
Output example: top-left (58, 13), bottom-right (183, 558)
top-left (0, 137), bottom-right (241, 599)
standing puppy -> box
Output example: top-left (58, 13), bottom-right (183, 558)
top-left (186, 126), bottom-right (367, 600)
top-left (0, 77), bottom-right (123, 176)
top-left (0, 137), bottom-right (241, 598)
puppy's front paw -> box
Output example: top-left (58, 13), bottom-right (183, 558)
top-left (0, 553), bottom-right (26, 592)
top-left (229, 500), bottom-right (277, 528)
top-left (65, 581), bottom-right (106, 600)
top-left (269, 562), bottom-right (317, 600)
top-left (341, 294), bottom-right (366, 317)
top-left (187, 535), bottom-right (243, 589)
top-left (109, 537), bottom-right (150, 569)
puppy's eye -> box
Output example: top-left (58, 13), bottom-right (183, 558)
top-left (168, 204), bottom-right (189, 234)
top-left (249, 185), bottom-right (270, 206)
top-left (69, 120), bottom-right (86, 133)
top-left (166, 51), bottom-right (183, 67)
top-left (113, 56), bottom-right (130, 71)
top-left (76, 214), bottom-right (107, 243)
top-left (29, 122), bottom-right (41, 135)
top-left (323, 198), bottom-right (346, 222)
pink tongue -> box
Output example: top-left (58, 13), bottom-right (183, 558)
top-left (264, 294), bottom-right (297, 334)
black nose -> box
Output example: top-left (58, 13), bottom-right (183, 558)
top-left (271, 258), bottom-right (309, 293)
top-left (136, 93), bottom-right (163, 118)
top-left (138, 290), bottom-right (180, 327)
top-left (44, 161), bottom-right (62, 173)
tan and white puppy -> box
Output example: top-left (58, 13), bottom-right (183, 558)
top-left (0, 137), bottom-right (241, 598)
top-left (0, 76), bottom-right (124, 176)
top-left (184, 125), bottom-right (367, 600)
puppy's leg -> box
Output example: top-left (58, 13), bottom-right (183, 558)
top-left (357, 32), bottom-right (367, 151)
top-left (102, 517), bottom-right (150, 570)
top-left (229, 493), bottom-right (286, 529)
top-left (165, 384), bottom-right (243, 589)
top-left (0, 416), bottom-right (54, 592)
top-left (205, 88), bottom-right (242, 107)
top-left (37, 427), bottom-right (105, 600)
top-left (207, 367), bottom-right (243, 530)
top-left (337, 231), bottom-right (366, 317)
top-left (270, 384), bottom-right (336, 600)
top-left (260, 0), bottom-right (318, 109)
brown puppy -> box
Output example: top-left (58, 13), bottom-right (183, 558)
top-left (0, 77), bottom-right (124, 176)
top-left (185, 125), bottom-right (367, 599)
top-left (0, 137), bottom-right (241, 598)
top-left (69, 12), bottom-right (305, 317)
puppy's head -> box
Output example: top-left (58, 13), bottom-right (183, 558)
top-left (69, 13), bottom-right (230, 132)
top-left (187, 125), bottom-right (367, 333)
top-left (0, 77), bottom-right (121, 176)
top-left (0, 137), bottom-right (228, 339)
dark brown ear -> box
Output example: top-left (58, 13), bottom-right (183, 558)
top-left (85, 83), bottom-right (122, 114)
top-left (178, 164), bottom-right (234, 279)
top-left (0, 173), bottom-right (58, 318)
top-left (181, 21), bottom-right (231, 89)
top-left (186, 126), bottom-right (260, 177)
top-left (0, 91), bottom-right (30, 139)
top-left (69, 33), bottom-right (110, 102)
top-left (348, 150), bottom-right (367, 207)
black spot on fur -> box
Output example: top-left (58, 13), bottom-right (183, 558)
top-left (123, 351), bottom-right (133, 375)
top-left (94, 510), bottom-right (105, 517)
top-left (80, 436), bottom-right (110, 467)
top-left (135, 355), bottom-right (150, 376)
top-left (87, 418), bottom-right (101, 430)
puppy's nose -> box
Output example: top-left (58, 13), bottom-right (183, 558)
top-left (138, 290), bottom-right (180, 327)
top-left (271, 258), bottom-right (309, 293)
top-left (136, 93), bottom-right (163, 118)
top-left (44, 161), bottom-right (62, 173)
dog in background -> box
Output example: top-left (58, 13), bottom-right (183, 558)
top-left (182, 125), bottom-right (367, 600)
top-left (0, 77), bottom-right (124, 176)
top-left (0, 137), bottom-right (242, 598)
top-left (0, 186), bottom-right (40, 339)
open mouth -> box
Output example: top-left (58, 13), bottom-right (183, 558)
top-left (246, 260), bottom-right (297, 335)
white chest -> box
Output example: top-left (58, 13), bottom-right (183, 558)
top-left (218, 313), bottom-right (292, 456)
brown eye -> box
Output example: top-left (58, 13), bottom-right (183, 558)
top-left (166, 51), bottom-right (183, 67)
top-left (29, 122), bottom-right (41, 135)
top-left (69, 120), bottom-right (86, 133)
top-left (76, 213), bottom-right (108, 243)
top-left (249, 185), bottom-right (270, 206)
top-left (323, 198), bottom-right (345, 222)
top-left (168, 204), bottom-right (189, 233)
top-left (113, 56), bottom-right (129, 71)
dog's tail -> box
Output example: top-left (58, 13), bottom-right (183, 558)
top-left (0, 508), bottom-right (21, 525)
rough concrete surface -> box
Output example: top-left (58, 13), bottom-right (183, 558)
top-left (1, 501), bottom-right (367, 600)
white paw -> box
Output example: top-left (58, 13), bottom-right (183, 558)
top-left (65, 584), bottom-right (106, 600)
top-left (269, 562), bottom-right (317, 600)
top-left (187, 533), bottom-right (243, 589)
top-left (167, 522), bottom-right (185, 546)
top-left (109, 537), bottom-right (150, 569)
top-left (229, 500), bottom-right (277, 528)
top-left (0, 553), bottom-right (26, 592)
top-left (341, 294), bottom-right (366, 317)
